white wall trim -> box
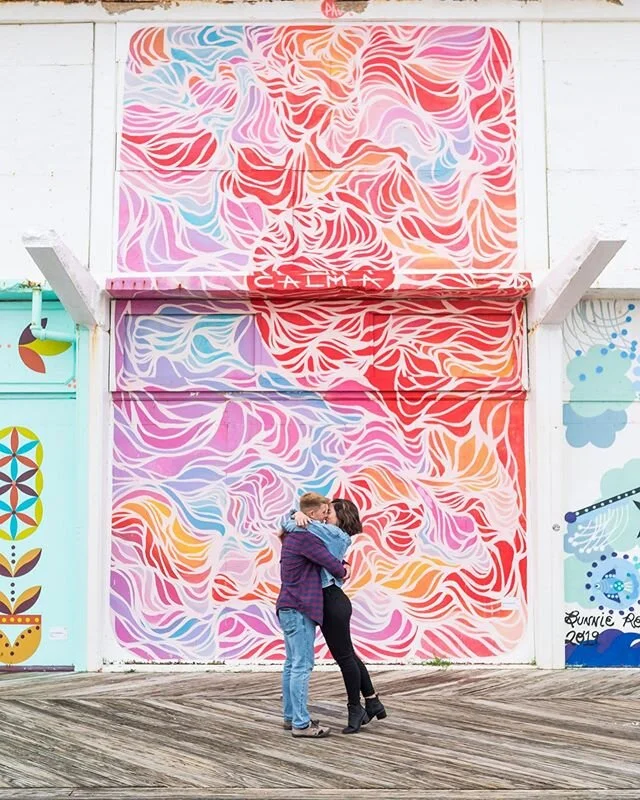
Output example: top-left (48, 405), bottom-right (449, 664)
top-left (87, 26), bottom-right (116, 670)
top-left (528, 322), bottom-right (565, 668)
top-left (89, 23), bottom-right (118, 280)
top-left (519, 21), bottom-right (549, 278)
top-left (85, 324), bottom-right (112, 672)
top-left (0, 1), bottom-right (637, 25)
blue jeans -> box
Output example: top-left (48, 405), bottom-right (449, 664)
top-left (278, 608), bottom-right (316, 729)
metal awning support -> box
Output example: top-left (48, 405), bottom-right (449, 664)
top-left (22, 230), bottom-right (109, 330)
top-left (528, 231), bottom-right (626, 328)
top-left (528, 229), bottom-right (625, 669)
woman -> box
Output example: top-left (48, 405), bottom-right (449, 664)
top-left (282, 498), bottom-right (387, 733)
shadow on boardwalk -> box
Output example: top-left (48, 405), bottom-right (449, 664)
top-left (0, 667), bottom-right (639, 799)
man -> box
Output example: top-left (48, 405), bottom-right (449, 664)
top-left (277, 492), bottom-right (348, 738)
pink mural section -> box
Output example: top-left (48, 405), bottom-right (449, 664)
top-left (111, 299), bottom-right (527, 662)
top-left (118, 24), bottom-right (517, 289)
top-left (111, 24), bottom-right (526, 663)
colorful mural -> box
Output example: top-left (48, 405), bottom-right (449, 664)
top-left (564, 300), bottom-right (640, 666)
top-left (118, 24), bottom-right (517, 285)
top-left (110, 23), bottom-right (525, 664)
top-left (110, 298), bottom-right (527, 663)
top-left (0, 426), bottom-right (43, 664)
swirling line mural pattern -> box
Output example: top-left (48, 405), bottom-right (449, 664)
top-left (111, 23), bottom-right (524, 663)
top-left (111, 299), bottom-right (527, 663)
top-left (118, 24), bottom-right (517, 284)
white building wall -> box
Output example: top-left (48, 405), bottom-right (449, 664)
top-left (0, 23), bottom-right (93, 283)
top-left (0, 4), bottom-right (638, 288)
top-left (545, 22), bottom-right (640, 285)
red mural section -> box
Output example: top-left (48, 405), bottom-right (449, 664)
top-left (117, 25), bottom-right (517, 285)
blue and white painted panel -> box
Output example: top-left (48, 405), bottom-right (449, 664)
top-left (563, 299), bottom-right (640, 666)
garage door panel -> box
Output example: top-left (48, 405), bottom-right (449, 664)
top-left (110, 297), bottom-right (529, 664)
top-left (110, 380), bottom-right (527, 664)
top-left (115, 300), bottom-right (525, 397)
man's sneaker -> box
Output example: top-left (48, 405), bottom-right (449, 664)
top-left (291, 720), bottom-right (330, 738)
top-left (283, 717), bottom-right (318, 730)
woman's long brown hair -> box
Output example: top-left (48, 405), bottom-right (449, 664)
top-left (332, 498), bottom-right (362, 537)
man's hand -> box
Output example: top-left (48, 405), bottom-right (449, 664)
top-left (294, 511), bottom-right (311, 527)
top-left (342, 561), bottom-right (351, 581)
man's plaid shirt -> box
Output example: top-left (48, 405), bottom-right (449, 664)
top-left (276, 531), bottom-right (347, 626)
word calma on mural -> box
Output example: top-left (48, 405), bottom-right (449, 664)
top-left (250, 272), bottom-right (389, 292)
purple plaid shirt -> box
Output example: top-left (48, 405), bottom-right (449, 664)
top-left (276, 531), bottom-right (347, 626)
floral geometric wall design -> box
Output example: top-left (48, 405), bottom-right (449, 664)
top-left (111, 299), bottom-right (527, 663)
top-left (18, 322), bottom-right (72, 375)
top-left (118, 24), bottom-right (517, 283)
top-left (0, 427), bottom-right (43, 664)
top-left (0, 427), bottom-right (43, 541)
top-left (564, 300), bottom-right (640, 666)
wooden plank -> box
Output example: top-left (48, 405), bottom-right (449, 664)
top-left (0, 669), bottom-right (639, 796)
top-left (3, 666), bottom-right (640, 700)
top-left (2, 791), bottom-right (640, 800)
top-left (1, 666), bottom-right (638, 700)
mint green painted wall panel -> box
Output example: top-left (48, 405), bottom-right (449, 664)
top-left (0, 300), bottom-right (81, 669)
top-left (0, 398), bottom-right (79, 667)
top-left (0, 302), bottom-right (75, 394)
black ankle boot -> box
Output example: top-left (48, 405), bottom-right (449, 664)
top-left (365, 694), bottom-right (387, 720)
top-left (342, 703), bottom-right (369, 734)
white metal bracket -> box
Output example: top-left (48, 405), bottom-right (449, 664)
top-left (22, 230), bottom-right (110, 330)
top-left (528, 230), bottom-right (626, 330)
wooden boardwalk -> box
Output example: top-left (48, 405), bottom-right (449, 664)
top-left (0, 666), bottom-right (639, 799)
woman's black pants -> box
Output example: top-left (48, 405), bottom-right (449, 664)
top-left (321, 584), bottom-right (375, 705)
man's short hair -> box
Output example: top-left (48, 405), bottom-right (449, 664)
top-left (299, 492), bottom-right (330, 514)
